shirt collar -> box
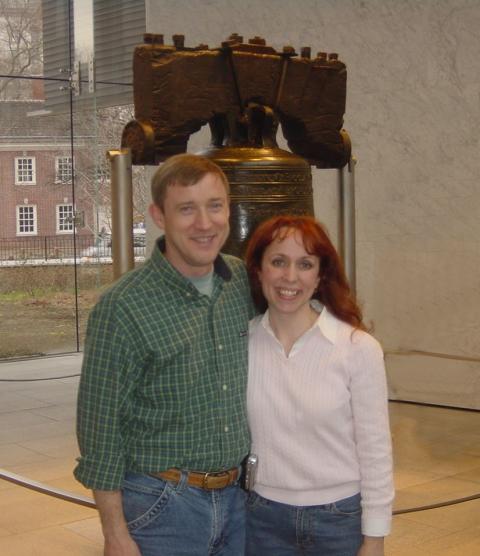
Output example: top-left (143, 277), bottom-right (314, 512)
top-left (153, 237), bottom-right (232, 282)
top-left (314, 305), bottom-right (338, 344)
top-left (260, 303), bottom-right (339, 345)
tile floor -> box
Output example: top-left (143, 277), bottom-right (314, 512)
top-left (1, 354), bottom-right (480, 555)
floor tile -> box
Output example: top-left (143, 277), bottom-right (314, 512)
top-left (404, 526), bottom-right (480, 555)
top-left (393, 467), bottom-right (443, 490)
top-left (17, 432), bottom-right (79, 459)
top-left (0, 410), bottom-right (55, 431)
top-left (0, 486), bottom-right (97, 534)
top-left (2, 356), bottom-right (480, 555)
top-left (63, 516), bottom-right (103, 545)
top-left (0, 443), bottom-right (51, 467)
top-left (8, 457), bottom-right (78, 483)
top-left (0, 526), bottom-right (102, 556)
top-left (29, 402), bottom-right (77, 422)
top-left (387, 514), bottom-right (452, 551)
top-left (398, 497), bottom-right (480, 534)
top-left (19, 383), bottom-right (78, 405)
top-left (0, 392), bottom-right (52, 414)
top-left (451, 467), bottom-right (480, 484)
top-left (0, 418), bottom-right (75, 445)
top-left (398, 476), bottom-right (480, 502)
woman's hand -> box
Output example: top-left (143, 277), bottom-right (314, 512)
top-left (357, 536), bottom-right (385, 556)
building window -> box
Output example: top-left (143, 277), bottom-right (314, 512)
top-left (56, 204), bottom-right (74, 233)
top-left (16, 205), bottom-right (37, 235)
top-left (55, 156), bottom-right (73, 183)
top-left (15, 157), bottom-right (36, 185)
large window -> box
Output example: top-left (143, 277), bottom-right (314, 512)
top-left (55, 156), bottom-right (73, 183)
top-left (0, 0), bottom-right (146, 361)
top-left (56, 204), bottom-right (74, 233)
top-left (15, 157), bottom-right (36, 184)
top-left (16, 205), bottom-right (37, 235)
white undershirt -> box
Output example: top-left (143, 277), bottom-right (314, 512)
top-left (247, 307), bottom-right (394, 536)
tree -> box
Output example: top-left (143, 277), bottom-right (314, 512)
top-left (0, 0), bottom-right (43, 100)
top-left (43, 104), bottom-right (150, 237)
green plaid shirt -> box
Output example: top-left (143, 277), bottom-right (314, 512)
top-left (74, 240), bottom-right (253, 490)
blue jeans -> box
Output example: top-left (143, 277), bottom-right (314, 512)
top-left (122, 471), bottom-right (246, 555)
top-left (246, 492), bottom-right (363, 555)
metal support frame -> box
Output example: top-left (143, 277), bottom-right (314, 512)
top-left (337, 156), bottom-right (357, 294)
top-left (72, 61), bottom-right (81, 96)
top-left (88, 56), bottom-right (95, 93)
top-left (107, 149), bottom-right (134, 280)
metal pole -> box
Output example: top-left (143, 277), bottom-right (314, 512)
top-left (107, 149), bottom-right (134, 280)
top-left (337, 156), bottom-right (357, 294)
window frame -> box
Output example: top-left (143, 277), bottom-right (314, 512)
top-left (16, 205), bottom-right (38, 236)
top-left (15, 157), bottom-right (37, 185)
top-left (55, 156), bottom-right (73, 184)
top-left (56, 203), bottom-right (75, 234)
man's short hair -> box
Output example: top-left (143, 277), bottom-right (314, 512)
top-left (151, 154), bottom-right (229, 209)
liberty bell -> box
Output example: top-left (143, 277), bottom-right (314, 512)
top-left (122, 33), bottom-right (350, 256)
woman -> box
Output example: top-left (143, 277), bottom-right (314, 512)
top-left (244, 215), bottom-right (394, 556)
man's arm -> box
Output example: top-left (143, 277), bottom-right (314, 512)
top-left (93, 490), bottom-right (141, 556)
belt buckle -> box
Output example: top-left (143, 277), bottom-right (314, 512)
top-left (202, 470), bottom-right (228, 489)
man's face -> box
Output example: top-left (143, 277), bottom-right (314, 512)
top-left (149, 172), bottom-right (230, 277)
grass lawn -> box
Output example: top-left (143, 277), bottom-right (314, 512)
top-left (0, 264), bottom-right (113, 359)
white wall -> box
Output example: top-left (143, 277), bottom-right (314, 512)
top-left (145, 0), bottom-right (480, 408)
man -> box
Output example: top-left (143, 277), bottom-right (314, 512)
top-left (75, 154), bottom-right (253, 556)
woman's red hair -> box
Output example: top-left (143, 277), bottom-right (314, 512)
top-left (245, 215), bottom-right (367, 331)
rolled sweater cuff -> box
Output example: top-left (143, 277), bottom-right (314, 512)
top-left (362, 514), bottom-right (392, 537)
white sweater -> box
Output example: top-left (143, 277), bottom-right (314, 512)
top-left (247, 307), bottom-right (394, 536)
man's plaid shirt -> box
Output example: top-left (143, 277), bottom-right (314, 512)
top-left (74, 241), bottom-right (253, 490)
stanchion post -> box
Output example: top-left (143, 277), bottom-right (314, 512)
top-left (338, 156), bottom-right (357, 294)
top-left (107, 149), bottom-right (134, 280)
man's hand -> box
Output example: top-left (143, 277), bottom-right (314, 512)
top-left (93, 490), bottom-right (141, 556)
top-left (357, 536), bottom-right (385, 556)
top-left (104, 530), bottom-right (142, 556)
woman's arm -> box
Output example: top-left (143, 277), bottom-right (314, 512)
top-left (349, 333), bottom-right (395, 538)
top-left (357, 536), bottom-right (385, 556)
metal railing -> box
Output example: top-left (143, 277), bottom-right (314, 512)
top-left (0, 235), bottom-right (145, 261)
top-left (0, 235), bottom-right (91, 261)
top-left (1, 466), bottom-right (480, 515)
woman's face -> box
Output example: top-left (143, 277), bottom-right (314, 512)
top-left (258, 228), bottom-right (320, 317)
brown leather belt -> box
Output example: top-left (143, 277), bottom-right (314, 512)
top-left (151, 467), bottom-right (239, 490)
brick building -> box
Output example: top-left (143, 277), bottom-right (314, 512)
top-left (0, 0), bottom-right (148, 259)
top-left (0, 97), bottom-right (98, 256)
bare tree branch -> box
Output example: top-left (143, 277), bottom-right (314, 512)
top-left (0, 0), bottom-right (42, 98)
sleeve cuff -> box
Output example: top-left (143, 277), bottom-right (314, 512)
top-left (74, 453), bottom-right (126, 490)
top-left (361, 514), bottom-right (392, 537)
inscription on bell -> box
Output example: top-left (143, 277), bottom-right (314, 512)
top-left (227, 171), bottom-right (310, 184)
